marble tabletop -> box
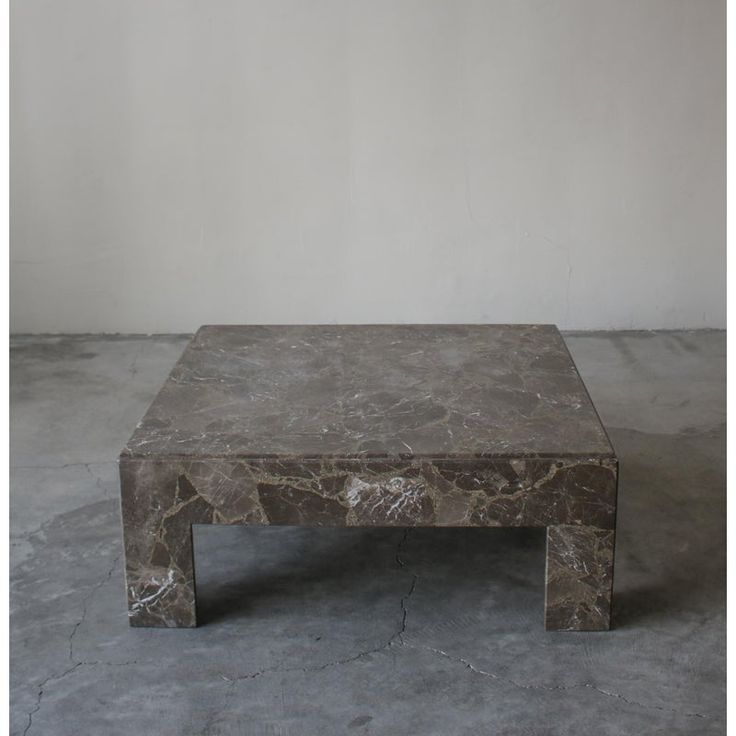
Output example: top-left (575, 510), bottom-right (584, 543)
top-left (123, 324), bottom-right (613, 461)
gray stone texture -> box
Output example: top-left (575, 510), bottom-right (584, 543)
top-left (10, 330), bottom-right (725, 734)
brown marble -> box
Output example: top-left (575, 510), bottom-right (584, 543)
top-left (545, 525), bottom-right (616, 631)
top-left (119, 325), bottom-right (617, 630)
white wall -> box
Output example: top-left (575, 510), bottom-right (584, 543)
top-left (10, 0), bottom-right (725, 333)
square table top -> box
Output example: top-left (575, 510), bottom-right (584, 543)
top-left (122, 324), bottom-right (614, 461)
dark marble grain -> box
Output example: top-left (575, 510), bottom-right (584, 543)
top-left (119, 325), bottom-right (617, 629)
top-left (545, 525), bottom-right (615, 631)
top-left (123, 324), bottom-right (614, 460)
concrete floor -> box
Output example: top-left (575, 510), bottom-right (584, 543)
top-left (10, 330), bottom-right (725, 735)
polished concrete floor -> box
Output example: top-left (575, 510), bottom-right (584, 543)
top-left (10, 330), bottom-right (725, 735)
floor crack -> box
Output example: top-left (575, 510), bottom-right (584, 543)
top-left (396, 575), bottom-right (417, 645)
top-left (222, 529), bottom-right (420, 684)
top-left (395, 528), bottom-right (410, 568)
top-left (68, 554), bottom-right (121, 661)
top-left (392, 528), bottom-right (417, 645)
top-left (22, 663), bottom-right (84, 736)
top-left (81, 463), bottom-right (115, 500)
top-left (410, 644), bottom-right (710, 720)
top-left (587, 685), bottom-right (709, 720)
top-left (22, 659), bottom-right (144, 735)
top-left (220, 641), bottom-right (399, 685)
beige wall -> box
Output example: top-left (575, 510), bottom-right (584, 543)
top-left (10, 0), bottom-right (725, 333)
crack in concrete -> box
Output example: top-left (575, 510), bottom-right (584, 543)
top-left (22, 663), bottom-right (84, 736)
top-left (409, 644), bottom-right (709, 720)
top-left (81, 463), bottom-right (115, 501)
top-left (395, 528), bottom-right (410, 568)
top-left (22, 659), bottom-right (142, 736)
top-left (68, 554), bottom-right (121, 661)
top-left (18, 525), bottom-right (712, 727)
top-left (221, 528), bottom-right (418, 684)
top-left (394, 528), bottom-right (418, 644)
top-left (22, 554), bottom-right (124, 735)
top-left (220, 640), bottom-right (401, 685)
top-left (585, 685), bottom-right (709, 720)
top-left (214, 528), bottom-right (709, 722)
top-left (397, 576), bottom-right (417, 645)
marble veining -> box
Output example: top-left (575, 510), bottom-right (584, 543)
top-left (123, 325), bottom-right (614, 460)
top-left (119, 325), bottom-right (617, 630)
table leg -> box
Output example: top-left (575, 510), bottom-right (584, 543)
top-left (544, 524), bottom-right (615, 631)
top-left (120, 460), bottom-right (203, 627)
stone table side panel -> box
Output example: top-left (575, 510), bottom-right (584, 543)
top-left (119, 455), bottom-right (617, 627)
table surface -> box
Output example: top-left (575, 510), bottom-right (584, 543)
top-left (122, 324), bottom-right (614, 460)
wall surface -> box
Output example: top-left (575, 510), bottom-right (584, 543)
top-left (10, 0), bottom-right (725, 333)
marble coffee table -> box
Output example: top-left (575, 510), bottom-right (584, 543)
top-left (120, 325), bottom-right (617, 630)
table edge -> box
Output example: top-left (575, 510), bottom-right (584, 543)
top-left (118, 449), bottom-right (618, 463)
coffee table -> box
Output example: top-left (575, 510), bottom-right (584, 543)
top-left (120, 325), bottom-right (617, 630)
